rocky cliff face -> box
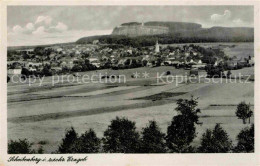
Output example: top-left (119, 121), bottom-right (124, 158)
top-left (112, 22), bottom-right (202, 36)
top-left (112, 24), bottom-right (169, 36)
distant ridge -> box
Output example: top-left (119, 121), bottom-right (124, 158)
top-left (10, 21), bottom-right (253, 49)
top-left (76, 21), bottom-right (253, 46)
top-left (8, 42), bottom-right (75, 51)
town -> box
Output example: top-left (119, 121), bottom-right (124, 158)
top-left (7, 41), bottom-right (254, 81)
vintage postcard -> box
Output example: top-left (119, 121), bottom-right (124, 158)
top-left (0, 0), bottom-right (259, 165)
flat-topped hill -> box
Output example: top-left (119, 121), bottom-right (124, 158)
top-left (76, 21), bottom-right (253, 46)
top-left (112, 21), bottom-right (202, 36)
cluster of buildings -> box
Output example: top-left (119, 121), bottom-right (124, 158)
top-left (7, 41), bottom-right (254, 76)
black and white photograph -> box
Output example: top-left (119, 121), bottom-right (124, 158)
top-left (1, 1), bottom-right (259, 165)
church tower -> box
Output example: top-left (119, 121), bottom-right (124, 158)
top-left (155, 40), bottom-right (160, 53)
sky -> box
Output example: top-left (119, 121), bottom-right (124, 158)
top-left (7, 6), bottom-right (254, 46)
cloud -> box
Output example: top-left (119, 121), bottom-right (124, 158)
top-left (49, 22), bottom-right (68, 32)
top-left (233, 18), bottom-right (243, 25)
top-left (8, 29), bottom-right (112, 46)
top-left (12, 25), bottom-right (24, 33)
top-left (56, 22), bottom-right (68, 31)
top-left (32, 26), bottom-right (46, 35)
top-left (10, 15), bottom-right (68, 36)
top-left (210, 10), bottom-right (231, 22)
top-left (26, 23), bottom-right (34, 31)
top-left (35, 16), bottom-right (53, 25)
top-left (12, 23), bottom-right (36, 34)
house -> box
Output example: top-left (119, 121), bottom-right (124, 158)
top-left (92, 40), bottom-right (99, 45)
top-left (237, 58), bottom-right (248, 67)
top-left (51, 67), bottom-right (62, 72)
top-left (191, 59), bottom-right (206, 69)
top-left (49, 53), bottom-right (56, 59)
top-left (248, 57), bottom-right (254, 66)
top-left (17, 48), bottom-right (34, 55)
top-left (164, 57), bottom-right (181, 66)
top-left (56, 48), bottom-right (63, 52)
top-left (186, 59), bottom-right (194, 64)
top-left (226, 60), bottom-right (238, 69)
top-left (61, 61), bottom-right (74, 69)
top-left (185, 52), bottom-right (190, 57)
top-left (190, 69), bottom-right (199, 76)
top-left (192, 51), bottom-right (198, 56)
top-left (75, 50), bottom-right (81, 55)
top-left (197, 60), bottom-right (203, 64)
top-left (168, 52), bottom-right (175, 57)
top-left (7, 61), bottom-right (26, 68)
top-left (26, 62), bottom-right (42, 68)
top-left (42, 61), bottom-right (51, 65)
top-left (28, 67), bottom-right (37, 72)
top-left (101, 55), bottom-right (109, 61)
top-left (89, 58), bottom-right (101, 68)
top-left (8, 68), bottom-right (22, 75)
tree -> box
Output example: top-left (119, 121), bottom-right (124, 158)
top-left (166, 97), bottom-right (201, 152)
top-left (234, 124), bottom-right (254, 153)
top-left (198, 124), bottom-right (232, 153)
top-left (236, 102), bottom-right (253, 124)
top-left (22, 52), bottom-right (30, 60)
top-left (71, 64), bottom-right (82, 72)
top-left (102, 117), bottom-right (140, 153)
top-left (166, 115), bottom-right (196, 152)
top-left (41, 64), bottom-right (52, 76)
top-left (8, 139), bottom-right (33, 154)
top-left (62, 66), bottom-right (70, 73)
top-left (58, 127), bottom-right (78, 153)
top-left (69, 129), bottom-right (101, 153)
top-left (140, 120), bottom-right (166, 153)
top-left (205, 65), bottom-right (224, 78)
top-left (227, 70), bottom-right (232, 78)
top-left (142, 59), bottom-right (148, 67)
top-left (34, 47), bottom-right (45, 56)
top-left (21, 67), bottom-right (31, 77)
top-left (37, 146), bottom-right (44, 154)
top-left (175, 97), bottom-right (201, 124)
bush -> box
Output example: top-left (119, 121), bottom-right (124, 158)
top-left (140, 120), bottom-right (166, 153)
top-left (234, 124), bottom-right (254, 153)
top-left (205, 65), bottom-right (224, 78)
top-left (198, 124), bottom-right (232, 153)
top-left (37, 146), bottom-right (44, 154)
top-left (8, 139), bottom-right (33, 154)
top-left (69, 129), bottom-right (101, 153)
top-left (236, 102), bottom-right (253, 124)
top-left (102, 117), bottom-right (140, 153)
top-left (166, 71), bottom-right (171, 75)
top-left (21, 67), bottom-right (31, 77)
top-left (41, 65), bottom-right (53, 76)
top-left (58, 127), bottom-right (78, 153)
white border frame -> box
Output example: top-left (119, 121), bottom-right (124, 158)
top-left (1, 1), bottom-right (259, 165)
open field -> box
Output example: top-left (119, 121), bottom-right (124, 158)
top-left (7, 65), bottom-right (254, 153)
top-left (163, 42), bottom-right (254, 59)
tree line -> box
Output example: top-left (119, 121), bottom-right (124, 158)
top-left (8, 98), bottom-right (254, 154)
top-left (76, 30), bottom-right (253, 47)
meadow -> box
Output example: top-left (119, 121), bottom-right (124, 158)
top-left (7, 42), bottom-right (254, 153)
